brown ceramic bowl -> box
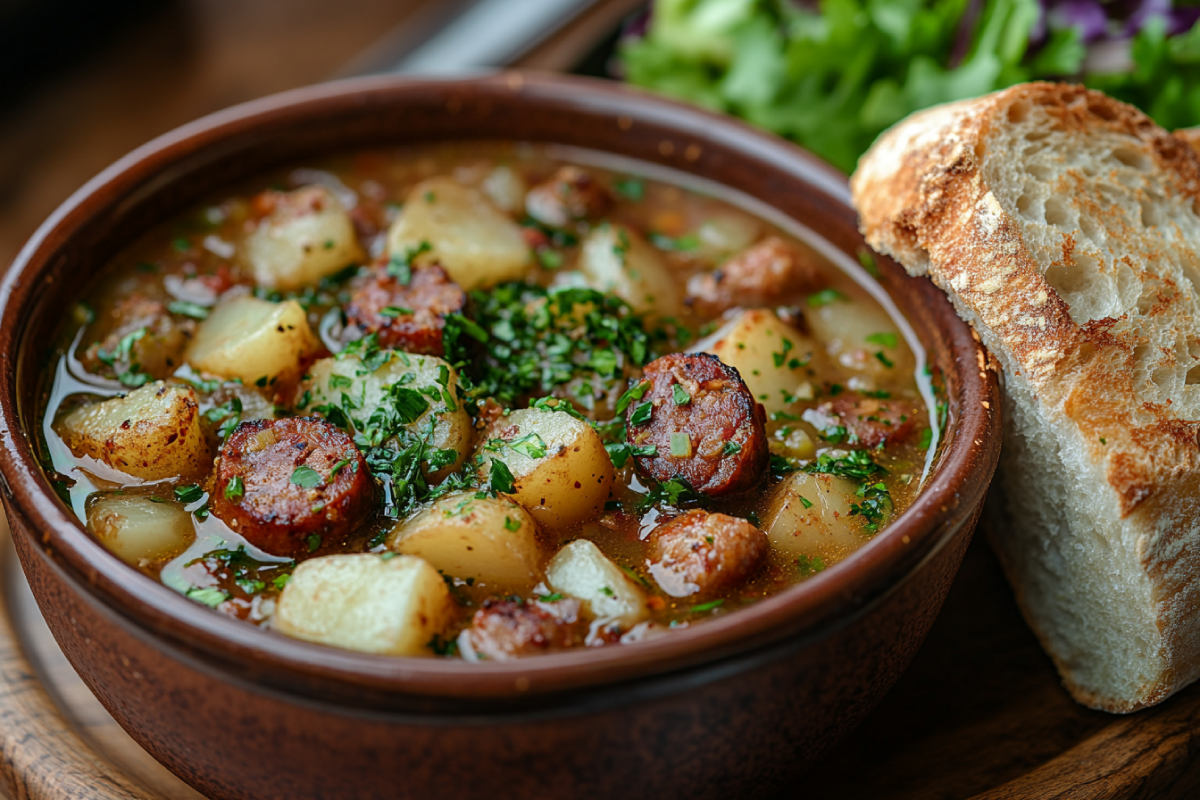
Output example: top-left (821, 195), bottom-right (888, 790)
top-left (0, 73), bottom-right (1000, 800)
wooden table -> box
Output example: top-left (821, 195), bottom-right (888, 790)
top-left (2, 2), bottom-right (1199, 798)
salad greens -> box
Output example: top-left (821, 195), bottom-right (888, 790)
top-left (620, 0), bottom-right (1200, 173)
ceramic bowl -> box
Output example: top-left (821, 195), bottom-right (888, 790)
top-left (0, 72), bottom-right (1001, 800)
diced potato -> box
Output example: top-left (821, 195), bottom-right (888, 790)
top-left (805, 294), bottom-right (914, 380)
top-left (387, 493), bottom-right (542, 591)
top-left (385, 177), bottom-right (531, 291)
top-left (242, 185), bottom-right (366, 291)
top-left (186, 296), bottom-right (319, 387)
top-left (87, 494), bottom-right (196, 565)
top-left (576, 224), bottom-right (681, 316)
top-left (298, 350), bottom-right (471, 480)
top-left (57, 382), bottom-right (212, 481)
top-left (764, 471), bottom-right (864, 563)
top-left (476, 407), bottom-right (614, 529)
top-left (700, 309), bottom-right (820, 413)
top-left (274, 553), bottom-right (453, 656)
top-left (545, 539), bottom-right (648, 627)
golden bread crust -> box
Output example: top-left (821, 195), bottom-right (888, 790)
top-left (851, 82), bottom-right (1200, 712)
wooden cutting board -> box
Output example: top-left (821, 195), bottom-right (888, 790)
top-left (4, 497), bottom-right (1200, 800)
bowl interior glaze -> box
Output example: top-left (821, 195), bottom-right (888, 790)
top-left (0, 72), bottom-right (1001, 713)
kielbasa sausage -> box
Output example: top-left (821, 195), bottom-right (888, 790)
top-left (647, 510), bottom-right (768, 598)
top-left (345, 263), bottom-right (465, 355)
top-left (209, 417), bottom-right (374, 557)
top-left (525, 166), bottom-right (612, 228)
top-left (625, 353), bottom-right (768, 496)
top-left (465, 597), bottom-right (583, 660)
top-left (687, 236), bottom-right (823, 315)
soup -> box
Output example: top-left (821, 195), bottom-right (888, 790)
top-left (38, 143), bottom-right (938, 660)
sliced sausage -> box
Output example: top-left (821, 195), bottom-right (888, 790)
top-left (209, 417), bottom-right (374, 557)
top-left (626, 353), bottom-right (768, 496)
top-left (647, 510), bottom-right (768, 598)
top-left (525, 166), bottom-right (612, 228)
top-left (465, 597), bottom-right (583, 660)
top-left (344, 263), bottom-right (466, 355)
top-left (686, 236), bottom-right (824, 315)
top-left (802, 393), bottom-right (924, 449)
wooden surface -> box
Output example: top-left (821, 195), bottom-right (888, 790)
top-left (2, 1), bottom-right (1200, 798)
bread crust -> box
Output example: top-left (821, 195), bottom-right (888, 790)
top-left (851, 83), bottom-right (1200, 712)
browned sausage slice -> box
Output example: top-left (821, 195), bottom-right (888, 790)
top-left (465, 598), bottom-right (583, 660)
top-left (209, 417), bottom-right (374, 557)
top-left (525, 166), bottom-right (612, 228)
top-left (686, 236), bottom-right (824, 315)
top-left (647, 510), bottom-right (768, 598)
top-left (626, 353), bottom-right (768, 496)
top-left (804, 393), bottom-right (925, 449)
top-left (345, 263), bottom-right (465, 355)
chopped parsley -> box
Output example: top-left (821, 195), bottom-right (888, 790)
top-left (185, 586), bottom-right (227, 607)
top-left (174, 484), bottom-right (204, 504)
top-left (629, 401), bottom-right (654, 426)
top-left (168, 300), bottom-right (210, 319)
top-left (604, 442), bottom-right (657, 468)
top-left (691, 599), bottom-right (724, 613)
top-left (489, 459), bottom-right (516, 495)
top-left (536, 248), bottom-right (564, 270)
top-left (865, 332), bottom-right (898, 348)
top-left (442, 284), bottom-right (655, 408)
top-left (648, 231), bottom-right (700, 252)
top-left (615, 380), bottom-right (651, 415)
top-left (290, 465), bottom-right (323, 488)
top-left (611, 177), bottom-right (645, 201)
top-left (807, 289), bottom-right (847, 307)
top-left (796, 555), bottom-right (826, 577)
top-left (223, 476), bottom-right (244, 501)
top-left (638, 477), bottom-right (707, 511)
top-left (387, 240), bottom-right (432, 283)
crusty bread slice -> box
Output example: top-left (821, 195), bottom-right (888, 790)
top-left (850, 83), bottom-right (1200, 713)
top-left (1181, 128), bottom-right (1200, 157)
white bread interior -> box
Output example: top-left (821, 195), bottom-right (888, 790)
top-left (850, 83), bottom-right (1200, 713)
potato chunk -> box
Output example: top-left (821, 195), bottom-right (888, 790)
top-left (576, 223), bottom-right (681, 316)
top-left (387, 493), bottom-right (542, 591)
top-left (476, 407), bottom-right (614, 529)
top-left (545, 539), bottom-right (648, 627)
top-left (298, 349), bottom-right (471, 480)
top-left (385, 177), bottom-right (531, 291)
top-left (805, 293), bottom-right (914, 381)
top-left (186, 296), bottom-right (319, 387)
top-left (242, 185), bottom-right (366, 291)
top-left (87, 494), bottom-right (195, 565)
top-left (274, 553), bottom-right (453, 656)
top-left (701, 309), bottom-right (820, 413)
top-left (764, 471), bottom-right (865, 564)
top-left (57, 381), bottom-right (211, 481)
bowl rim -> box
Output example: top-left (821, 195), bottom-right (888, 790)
top-left (0, 71), bottom-right (1001, 703)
